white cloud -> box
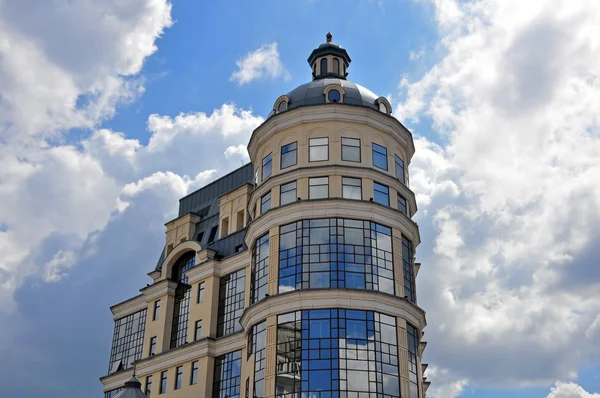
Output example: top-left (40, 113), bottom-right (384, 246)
top-left (410, 49), bottom-right (425, 60)
top-left (0, 0), bottom-right (173, 139)
top-left (224, 144), bottom-right (250, 161)
top-left (547, 382), bottom-right (600, 398)
top-left (397, 0), bottom-right (600, 391)
top-left (229, 43), bottom-right (290, 85)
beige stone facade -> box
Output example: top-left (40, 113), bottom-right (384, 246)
top-left (101, 36), bottom-right (429, 398)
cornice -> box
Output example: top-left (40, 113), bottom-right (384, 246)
top-left (139, 279), bottom-right (179, 302)
top-left (240, 289), bottom-right (427, 331)
top-left (186, 251), bottom-right (250, 284)
top-left (100, 368), bottom-right (134, 392)
top-left (110, 294), bottom-right (147, 320)
top-left (247, 105), bottom-right (415, 162)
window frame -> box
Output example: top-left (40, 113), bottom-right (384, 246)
top-left (279, 181), bottom-right (297, 206)
top-left (320, 58), bottom-right (327, 75)
top-left (153, 300), bottom-right (160, 321)
top-left (342, 177), bottom-right (362, 200)
top-left (145, 375), bottom-right (152, 395)
top-left (197, 281), bottom-right (205, 303)
top-left (260, 191), bottom-right (271, 215)
top-left (190, 361), bottom-right (199, 385)
top-left (372, 143), bottom-right (388, 171)
top-left (308, 137), bottom-right (329, 162)
top-left (149, 336), bottom-right (157, 356)
top-left (341, 137), bottom-right (361, 162)
top-left (261, 153), bottom-right (272, 181)
top-left (308, 176), bottom-right (329, 199)
top-left (174, 366), bottom-right (183, 390)
top-left (395, 154), bottom-right (406, 184)
top-left (194, 319), bottom-right (203, 341)
top-left (373, 182), bottom-right (390, 206)
top-left (280, 142), bottom-right (298, 169)
top-left (159, 371), bottom-right (168, 394)
top-left (397, 193), bottom-right (408, 215)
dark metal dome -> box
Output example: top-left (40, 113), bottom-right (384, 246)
top-left (285, 78), bottom-right (380, 111)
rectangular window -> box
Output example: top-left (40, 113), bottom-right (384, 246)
top-left (153, 300), bottom-right (160, 321)
top-left (395, 154), bottom-right (406, 184)
top-left (190, 361), bottom-right (199, 385)
top-left (194, 319), bottom-right (203, 341)
top-left (262, 153), bottom-right (272, 181)
top-left (372, 143), bottom-right (388, 170)
top-left (260, 192), bottom-right (271, 215)
top-left (208, 225), bottom-right (218, 243)
top-left (149, 336), bottom-right (157, 356)
top-left (342, 177), bottom-right (362, 200)
top-left (309, 177), bottom-right (329, 199)
top-left (403, 236), bottom-right (416, 303)
top-left (407, 323), bottom-right (420, 398)
top-left (174, 366), bottom-right (183, 390)
top-left (398, 193), bottom-right (407, 215)
top-left (213, 351), bottom-right (242, 398)
top-left (217, 269), bottom-right (246, 337)
top-left (108, 309), bottom-right (147, 374)
top-left (280, 142), bottom-right (297, 169)
top-left (309, 137), bottom-right (328, 161)
top-left (197, 282), bottom-right (205, 303)
top-left (341, 137), bottom-right (361, 162)
top-left (374, 182), bottom-right (389, 206)
top-left (160, 371), bottom-right (168, 394)
top-left (251, 321), bottom-right (267, 397)
top-left (280, 181), bottom-right (297, 205)
top-left (251, 233), bottom-right (270, 304)
top-left (145, 376), bottom-right (152, 395)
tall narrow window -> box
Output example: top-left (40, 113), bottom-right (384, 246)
top-left (402, 236), bottom-right (416, 303)
top-left (170, 253), bottom-right (195, 348)
top-left (221, 217), bottom-right (229, 238)
top-left (213, 351), bottom-right (242, 398)
top-left (280, 181), bottom-right (297, 205)
top-left (251, 233), bottom-right (270, 304)
top-left (320, 58), bottom-right (327, 75)
top-left (262, 153), bottom-right (272, 181)
top-left (333, 58), bottom-right (340, 74)
top-left (197, 281), bottom-right (205, 303)
top-left (398, 193), bottom-right (408, 215)
top-left (260, 192), bottom-right (271, 215)
top-left (407, 323), bottom-right (420, 398)
top-left (236, 210), bottom-right (245, 231)
top-left (281, 142), bottom-right (297, 169)
top-left (217, 269), bottom-right (246, 337)
top-left (309, 137), bottom-right (328, 161)
top-left (208, 225), bottom-right (218, 243)
top-left (309, 177), bottom-right (329, 199)
top-left (372, 143), bottom-right (388, 170)
top-left (341, 137), bottom-right (360, 162)
top-left (342, 177), bottom-right (362, 200)
top-left (251, 321), bottom-right (267, 397)
top-left (153, 300), bottom-right (161, 321)
top-left (149, 336), bottom-right (157, 356)
top-left (174, 366), bottom-right (183, 390)
top-left (160, 371), bottom-right (168, 394)
top-left (194, 319), bottom-right (203, 341)
top-left (191, 361), bottom-right (199, 385)
top-left (395, 154), bottom-right (406, 184)
top-left (374, 182), bottom-right (389, 206)
top-left (145, 375), bottom-right (152, 395)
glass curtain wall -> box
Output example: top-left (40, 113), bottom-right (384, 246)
top-left (170, 252), bottom-right (196, 348)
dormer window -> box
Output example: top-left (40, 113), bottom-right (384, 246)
top-left (379, 102), bottom-right (388, 113)
top-left (278, 101), bottom-right (287, 112)
top-left (274, 95), bottom-right (290, 114)
top-left (320, 58), bottom-right (327, 75)
top-left (376, 97), bottom-right (392, 114)
top-left (328, 90), bottom-right (341, 103)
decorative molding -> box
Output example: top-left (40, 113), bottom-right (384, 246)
top-left (239, 289), bottom-right (426, 331)
top-left (110, 294), bottom-right (147, 320)
top-left (139, 279), bottom-right (178, 303)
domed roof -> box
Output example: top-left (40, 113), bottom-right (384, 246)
top-left (285, 78), bottom-right (380, 111)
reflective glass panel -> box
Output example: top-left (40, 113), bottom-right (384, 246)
top-left (374, 182), bottom-right (389, 206)
top-left (309, 177), bottom-right (329, 199)
top-left (108, 309), bottom-right (147, 373)
top-left (251, 233), bottom-right (270, 304)
top-left (342, 177), bottom-right (362, 200)
top-left (217, 269), bottom-right (246, 337)
top-left (213, 351), bottom-right (242, 398)
top-left (309, 137), bottom-right (329, 162)
top-left (328, 89), bottom-right (341, 103)
top-left (281, 142), bottom-right (297, 169)
top-left (262, 153), bottom-right (272, 181)
top-left (261, 192), bottom-right (271, 215)
top-left (341, 137), bottom-right (360, 162)
top-left (170, 252), bottom-right (196, 348)
top-left (402, 236), bottom-right (416, 303)
top-left (280, 181), bottom-right (297, 205)
top-left (395, 154), bottom-right (405, 184)
top-left (372, 143), bottom-right (388, 170)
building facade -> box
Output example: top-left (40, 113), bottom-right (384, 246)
top-left (100, 34), bottom-right (429, 398)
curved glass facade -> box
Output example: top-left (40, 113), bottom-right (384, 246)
top-left (251, 233), bottom-right (270, 304)
top-left (276, 309), bottom-right (400, 397)
top-left (278, 218), bottom-right (394, 294)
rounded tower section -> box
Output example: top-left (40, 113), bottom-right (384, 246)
top-left (243, 35), bottom-right (428, 398)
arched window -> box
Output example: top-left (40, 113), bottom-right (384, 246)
top-left (278, 101), bottom-right (287, 112)
top-left (320, 58), bottom-right (328, 75)
top-left (328, 89), bottom-right (341, 103)
top-left (333, 58), bottom-right (340, 75)
top-left (170, 252), bottom-right (195, 348)
top-left (379, 102), bottom-right (388, 113)
top-left (313, 63), bottom-right (316, 76)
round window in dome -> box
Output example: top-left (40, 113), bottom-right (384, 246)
top-left (379, 102), bottom-right (388, 113)
top-left (328, 89), bottom-right (341, 103)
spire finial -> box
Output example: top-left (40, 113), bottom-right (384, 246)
top-left (326, 32), bottom-right (332, 43)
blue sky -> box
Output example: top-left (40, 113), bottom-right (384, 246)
top-left (0, 1), bottom-right (600, 398)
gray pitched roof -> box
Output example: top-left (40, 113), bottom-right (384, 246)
top-left (114, 377), bottom-right (146, 398)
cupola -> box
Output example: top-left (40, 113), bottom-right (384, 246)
top-left (307, 32), bottom-right (351, 80)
